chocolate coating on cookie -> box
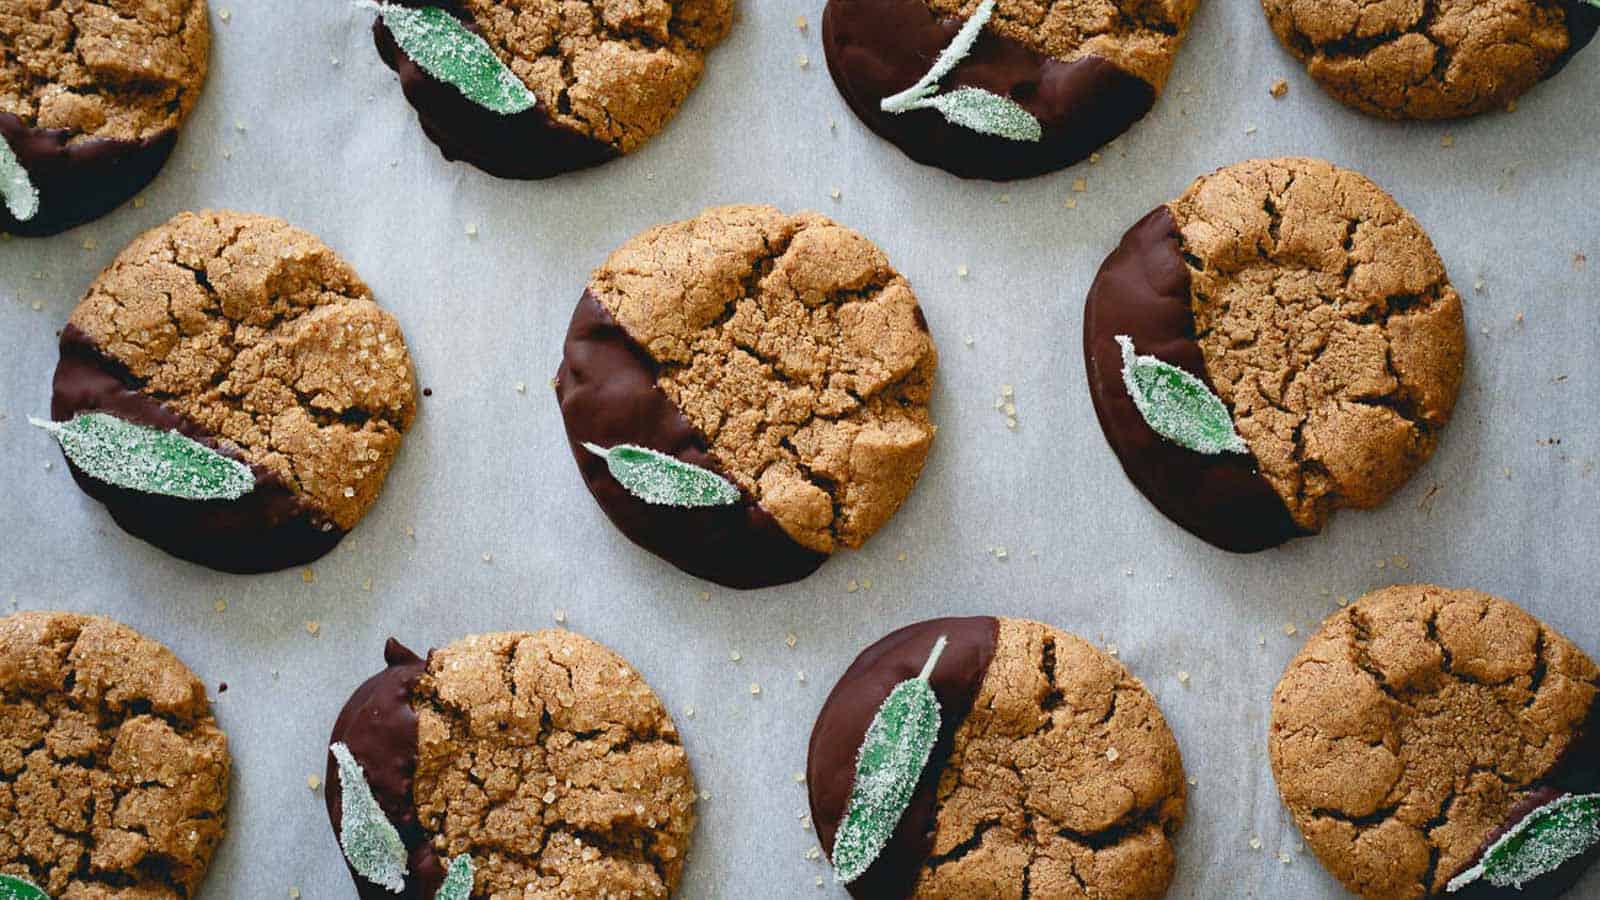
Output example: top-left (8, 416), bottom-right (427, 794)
top-left (821, 0), bottom-right (1192, 180)
top-left (47, 211), bottom-right (417, 573)
top-left (1271, 585), bottom-right (1600, 899)
top-left (810, 617), bottom-right (1188, 898)
top-left (807, 616), bottom-right (999, 898)
top-left (0, 115), bottom-right (177, 236)
top-left (1083, 206), bottom-right (1302, 552)
top-left (326, 640), bottom-right (444, 900)
top-left (369, 0), bottom-right (729, 179)
top-left (372, 1), bottom-right (615, 180)
top-left (556, 289), bottom-right (827, 588)
top-left (0, 0), bottom-right (209, 233)
top-left (51, 325), bottom-right (346, 573)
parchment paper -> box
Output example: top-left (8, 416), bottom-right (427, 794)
top-left (3, 1), bottom-right (1598, 896)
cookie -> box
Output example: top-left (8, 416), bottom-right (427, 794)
top-left (363, 0), bottom-right (731, 179)
top-left (44, 210), bottom-right (418, 573)
top-left (807, 617), bottom-right (1187, 898)
top-left (1084, 157), bottom-right (1465, 552)
top-left (1270, 585), bottom-right (1600, 899)
top-left (326, 631), bottom-right (697, 898)
top-left (1262, 0), bottom-right (1599, 119)
top-left (0, 611), bottom-right (230, 898)
top-left (554, 204), bottom-right (938, 589)
top-left (0, 0), bottom-right (210, 236)
top-left (821, 0), bottom-right (1200, 180)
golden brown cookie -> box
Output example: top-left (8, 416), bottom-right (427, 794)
top-left (808, 617), bottom-right (1187, 898)
top-left (0, 0), bottom-right (210, 235)
top-left (1084, 157), bottom-right (1465, 552)
top-left (326, 631), bottom-right (697, 899)
top-left (0, 611), bottom-right (230, 898)
top-left (364, 0), bottom-right (732, 179)
top-left (1270, 585), bottom-right (1600, 899)
top-left (1261, 0), bottom-right (1599, 119)
top-left (822, 0), bottom-right (1201, 179)
top-left (45, 210), bottom-right (418, 573)
top-left (555, 204), bottom-right (938, 589)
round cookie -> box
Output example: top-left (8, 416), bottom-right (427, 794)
top-left (554, 204), bottom-right (938, 589)
top-left (807, 617), bottom-right (1187, 898)
top-left (0, 611), bottom-right (230, 898)
top-left (822, 0), bottom-right (1200, 180)
top-left (326, 630), bottom-right (697, 898)
top-left (364, 0), bottom-right (732, 180)
top-left (1270, 585), bottom-right (1600, 898)
top-left (0, 0), bottom-right (210, 236)
top-left (46, 210), bottom-right (418, 573)
top-left (1262, 0), bottom-right (1599, 119)
top-left (1083, 157), bottom-right (1465, 552)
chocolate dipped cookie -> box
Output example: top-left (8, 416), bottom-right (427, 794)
top-left (326, 630), bottom-right (697, 898)
top-left (822, 0), bottom-right (1200, 180)
top-left (1270, 585), bottom-right (1600, 898)
top-left (1084, 157), bottom-right (1465, 552)
top-left (807, 617), bottom-right (1187, 898)
top-left (0, 0), bottom-right (210, 235)
top-left (554, 204), bottom-right (938, 590)
top-left (1262, 0), bottom-right (1599, 119)
top-left (41, 210), bottom-right (417, 573)
top-left (359, 0), bottom-right (731, 179)
top-left (0, 611), bottom-right (230, 899)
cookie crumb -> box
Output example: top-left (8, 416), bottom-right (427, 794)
top-left (1064, 197), bottom-right (1078, 210)
top-left (828, 187), bottom-right (841, 201)
top-left (1071, 178), bottom-right (1087, 192)
top-left (795, 14), bottom-right (808, 31)
top-left (1440, 134), bottom-right (1455, 148)
top-left (553, 609), bottom-right (567, 624)
top-left (685, 705), bottom-right (695, 718)
top-left (699, 591), bottom-right (711, 602)
top-left (957, 264), bottom-right (969, 278)
top-left (305, 621), bottom-right (321, 637)
top-left (806, 846), bottom-right (821, 861)
top-left (1249, 836), bottom-right (1263, 850)
top-left (465, 223), bottom-right (478, 237)
top-left (132, 196), bottom-right (146, 208)
top-left (287, 889), bottom-right (298, 899)
top-left (729, 649), bottom-right (742, 662)
top-left (1282, 623), bottom-right (1297, 636)
top-left (793, 772), bottom-right (805, 783)
top-left (214, 598), bottom-right (227, 613)
top-left (897, 552), bottom-right (908, 562)
top-left (301, 567), bottom-right (315, 584)
top-left (1244, 125), bottom-right (1258, 135)
top-left (797, 53), bottom-right (810, 69)
top-left (307, 775), bottom-right (321, 791)
top-left (785, 633), bottom-right (798, 648)
top-left (515, 381), bottom-right (527, 394)
top-left (218, 8), bottom-right (231, 22)
top-left (1270, 79), bottom-right (1288, 98)
top-left (846, 579), bottom-right (859, 593)
top-left (1089, 152), bottom-right (1101, 164)
top-left (797, 670), bottom-right (808, 682)
top-left (1105, 747), bottom-right (1120, 762)
top-left (749, 682), bottom-right (761, 696)
top-left (1177, 671), bottom-right (1190, 685)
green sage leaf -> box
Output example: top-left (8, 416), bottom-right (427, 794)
top-left (917, 87), bottom-right (1042, 142)
top-left (583, 442), bottom-right (741, 508)
top-left (1447, 792), bottom-right (1600, 891)
top-left (1115, 335), bottom-right (1247, 456)
top-left (879, 0), bottom-right (1043, 143)
top-left (30, 413), bottom-right (255, 501)
top-left (832, 636), bottom-right (948, 884)
top-left (0, 874), bottom-right (49, 900)
top-left (364, 2), bottom-right (537, 115)
top-left (331, 742), bottom-right (409, 893)
top-left (435, 854), bottom-right (474, 900)
top-left (0, 136), bottom-right (40, 223)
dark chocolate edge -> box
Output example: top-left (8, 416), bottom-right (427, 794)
top-left (49, 324), bottom-right (347, 573)
top-left (805, 616), bottom-right (1001, 899)
top-left (1442, 694), bottom-right (1600, 899)
top-left (821, 0), bottom-right (1158, 181)
top-left (553, 289), bottom-right (828, 590)
top-left (0, 112), bottom-right (176, 237)
top-left (1549, 0), bottom-right (1600, 78)
top-left (325, 639), bottom-right (447, 900)
top-left (371, 0), bottom-right (618, 180)
top-left (1082, 205), bottom-right (1304, 553)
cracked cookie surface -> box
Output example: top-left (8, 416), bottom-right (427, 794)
top-left (1270, 584), bottom-right (1600, 898)
top-left (453, 0), bottom-right (730, 154)
top-left (1261, 0), bottom-right (1588, 118)
top-left (916, 619), bottom-right (1186, 898)
top-left (60, 210), bottom-right (417, 532)
top-left (0, 0), bottom-right (209, 142)
top-left (1171, 157), bottom-right (1464, 535)
top-left (584, 204), bottom-right (937, 556)
top-left (411, 631), bottom-right (696, 898)
top-left (0, 611), bottom-right (229, 899)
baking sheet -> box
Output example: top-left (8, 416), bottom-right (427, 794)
top-left (3, 1), bottom-right (1599, 896)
